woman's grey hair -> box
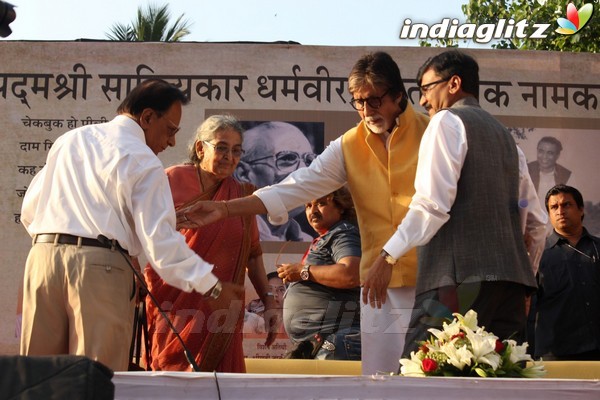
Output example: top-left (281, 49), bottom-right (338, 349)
top-left (188, 114), bottom-right (244, 164)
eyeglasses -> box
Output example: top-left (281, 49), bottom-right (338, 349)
top-left (163, 116), bottom-right (181, 136)
top-left (246, 151), bottom-right (317, 174)
top-left (349, 89), bottom-right (389, 111)
top-left (419, 78), bottom-right (450, 95)
top-left (202, 141), bottom-right (245, 157)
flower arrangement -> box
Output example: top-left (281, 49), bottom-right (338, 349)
top-left (399, 310), bottom-right (545, 378)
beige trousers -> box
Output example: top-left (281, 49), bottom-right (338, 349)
top-left (360, 286), bottom-right (416, 375)
top-left (20, 242), bottom-right (135, 371)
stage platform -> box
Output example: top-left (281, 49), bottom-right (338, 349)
top-left (113, 360), bottom-right (600, 400)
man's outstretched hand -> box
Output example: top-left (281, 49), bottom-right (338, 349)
top-left (176, 200), bottom-right (228, 229)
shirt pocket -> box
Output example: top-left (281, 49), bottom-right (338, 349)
top-left (539, 261), bottom-right (572, 299)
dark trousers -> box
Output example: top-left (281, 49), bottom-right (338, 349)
top-left (402, 281), bottom-right (527, 359)
top-left (315, 325), bottom-right (362, 361)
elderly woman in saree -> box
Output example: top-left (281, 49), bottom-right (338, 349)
top-left (144, 115), bottom-right (278, 372)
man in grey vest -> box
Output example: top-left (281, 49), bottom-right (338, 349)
top-left (361, 50), bottom-right (548, 358)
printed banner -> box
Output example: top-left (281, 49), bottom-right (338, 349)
top-left (1, 42), bottom-right (599, 355)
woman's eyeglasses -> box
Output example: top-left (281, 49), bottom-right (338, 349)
top-left (203, 141), bottom-right (245, 158)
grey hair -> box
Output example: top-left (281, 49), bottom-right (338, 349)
top-left (187, 114), bottom-right (244, 163)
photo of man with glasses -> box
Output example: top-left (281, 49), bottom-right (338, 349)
top-left (235, 121), bottom-right (323, 241)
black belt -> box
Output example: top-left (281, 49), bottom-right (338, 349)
top-left (34, 233), bottom-right (126, 252)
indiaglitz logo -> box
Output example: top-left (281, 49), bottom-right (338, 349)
top-left (399, 1), bottom-right (595, 43)
top-left (556, 2), bottom-right (594, 34)
top-left (398, 18), bottom-right (550, 43)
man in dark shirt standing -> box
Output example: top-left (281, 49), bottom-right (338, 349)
top-left (535, 184), bottom-right (600, 360)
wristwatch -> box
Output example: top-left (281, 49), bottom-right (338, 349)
top-left (380, 249), bottom-right (398, 266)
top-left (206, 280), bottom-right (223, 300)
top-left (300, 264), bottom-right (311, 281)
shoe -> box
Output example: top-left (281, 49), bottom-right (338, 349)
top-left (284, 334), bottom-right (324, 359)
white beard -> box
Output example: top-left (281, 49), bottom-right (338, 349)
top-left (365, 115), bottom-right (391, 134)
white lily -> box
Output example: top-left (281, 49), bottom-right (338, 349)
top-left (399, 354), bottom-right (426, 377)
top-left (443, 318), bottom-right (462, 335)
top-left (478, 352), bottom-right (502, 370)
top-left (454, 309), bottom-right (479, 331)
top-left (441, 342), bottom-right (472, 370)
top-left (521, 362), bottom-right (547, 378)
top-left (428, 327), bottom-right (450, 342)
top-left (466, 328), bottom-right (496, 355)
top-left (506, 340), bottom-right (534, 363)
top-left (429, 318), bottom-right (460, 342)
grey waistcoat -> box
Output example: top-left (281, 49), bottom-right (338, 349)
top-left (416, 97), bottom-right (536, 295)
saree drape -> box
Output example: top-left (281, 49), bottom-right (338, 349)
top-left (145, 165), bottom-right (259, 372)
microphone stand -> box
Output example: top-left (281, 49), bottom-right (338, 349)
top-left (98, 235), bottom-right (201, 372)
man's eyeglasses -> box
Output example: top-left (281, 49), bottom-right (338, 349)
top-left (349, 89), bottom-right (389, 111)
top-left (246, 151), bottom-right (316, 174)
top-left (202, 141), bottom-right (245, 158)
top-left (164, 116), bottom-right (181, 136)
top-left (419, 78), bottom-right (450, 95)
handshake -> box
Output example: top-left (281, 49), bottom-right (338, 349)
top-left (174, 194), bottom-right (264, 230)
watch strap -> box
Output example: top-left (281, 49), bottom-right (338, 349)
top-left (300, 264), bottom-right (311, 280)
top-left (206, 280), bottom-right (223, 299)
top-left (380, 249), bottom-right (398, 266)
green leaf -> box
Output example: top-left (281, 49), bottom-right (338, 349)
top-left (106, 3), bottom-right (192, 42)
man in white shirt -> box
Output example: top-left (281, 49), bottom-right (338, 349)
top-left (362, 50), bottom-right (547, 359)
top-left (20, 79), bottom-right (243, 371)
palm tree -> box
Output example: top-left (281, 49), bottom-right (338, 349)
top-left (106, 3), bottom-right (191, 42)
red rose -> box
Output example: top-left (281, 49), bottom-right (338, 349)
top-left (422, 358), bottom-right (438, 372)
top-left (495, 340), bottom-right (505, 353)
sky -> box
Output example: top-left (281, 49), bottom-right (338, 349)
top-left (3, 0), bottom-right (479, 47)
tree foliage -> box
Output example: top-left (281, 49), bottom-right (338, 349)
top-left (421, 0), bottom-right (598, 52)
top-left (106, 3), bottom-right (191, 42)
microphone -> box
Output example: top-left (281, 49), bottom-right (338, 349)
top-left (97, 235), bottom-right (201, 372)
